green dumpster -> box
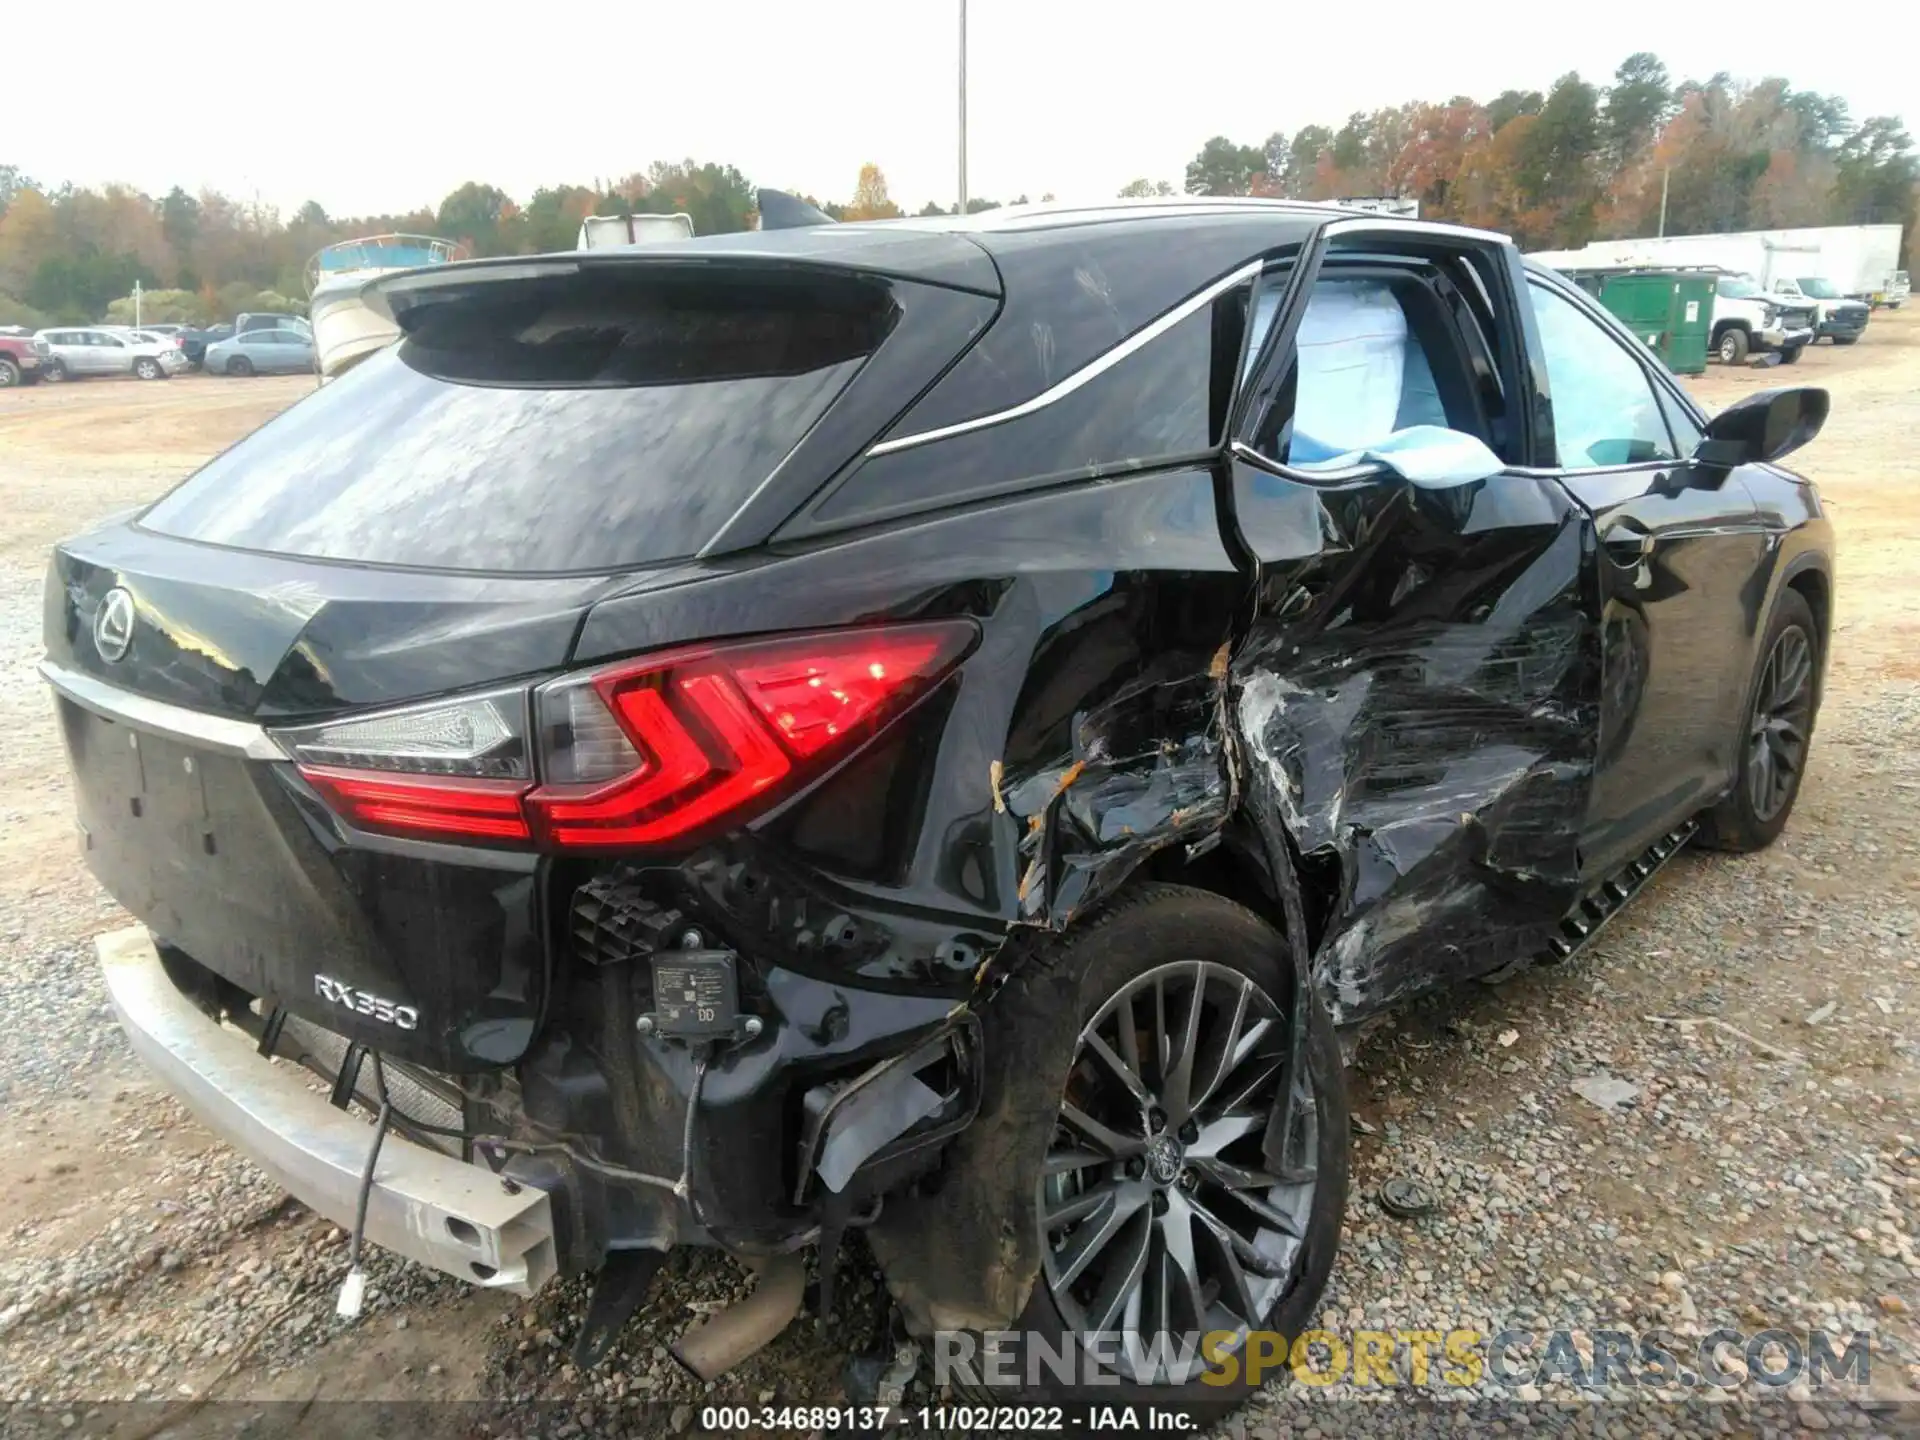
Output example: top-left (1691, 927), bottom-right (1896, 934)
top-left (1561, 267), bottom-right (1715, 375)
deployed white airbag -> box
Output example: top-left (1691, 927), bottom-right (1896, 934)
top-left (1293, 281), bottom-right (1410, 454)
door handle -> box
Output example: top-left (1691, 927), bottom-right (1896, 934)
top-left (1600, 518), bottom-right (1656, 566)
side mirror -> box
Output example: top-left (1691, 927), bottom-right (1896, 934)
top-left (1696, 386), bottom-right (1829, 469)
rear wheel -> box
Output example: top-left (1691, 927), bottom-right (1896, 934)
top-left (134, 357), bottom-right (162, 380)
top-left (0, 357), bottom-right (18, 388)
top-left (226, 355), bottom-right (254, 377)
top-left (1716, 327), bottom-right (1749, 365)
top-left (1701, 589), bottom-right (1819, 853)
top-left (1832, 334), bottom-right (1857, 346)
top-left (44, 358), bottom-right (68, 383)
top-left (953, 885), bottom-right (1348, 1410)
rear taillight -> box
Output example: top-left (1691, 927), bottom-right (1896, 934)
top-left (525, 624), bottom-right (973, 848)
top-left (270, 623), bottom-right (974, 850)
top-left (300, 767), bottom-right (533, 842)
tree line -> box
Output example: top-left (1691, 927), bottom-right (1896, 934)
top-left (1163, 53), bottom-right (1916, 258)
top-left (2, 52), bottom-right (1913, 327)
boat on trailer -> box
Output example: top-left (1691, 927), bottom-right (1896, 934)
top-left (305, 235), bottom-right (466, 380)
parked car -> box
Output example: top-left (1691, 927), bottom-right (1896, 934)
top-left (179, 324), bottom-right (233, 370)
top-left (234, 311), bottom-right (312, 337)
top-left (1773, 276), bottom-right (1870, 345)
top-left (33, 326), bottom-right (186, 381)
top-left (1882, 269), bottom-right (1909, 309)
top-left (0, 330), bottom-right (44, 386)
top-left (204, 326), bottom-right (316, 376)
top-left (41, 201), bottom-right (1835, 1417)
top-left (1708, 273), bottom-right (1816, 363)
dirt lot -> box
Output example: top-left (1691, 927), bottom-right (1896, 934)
top-left (0, 321), bottom-right (1916, 1434)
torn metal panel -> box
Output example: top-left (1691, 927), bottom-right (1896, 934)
top-left (1000, 660), bottom-right (1230, 929)
top-left (1227, 461), bottom-right (1599, 1022)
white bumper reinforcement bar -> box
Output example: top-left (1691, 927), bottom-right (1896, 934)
top-left (99, 926), bottom-right (556, 1295)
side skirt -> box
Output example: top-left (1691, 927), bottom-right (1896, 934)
top-left (1485, 819), bottom-right (1700, 983)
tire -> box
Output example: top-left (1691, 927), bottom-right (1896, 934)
top-left (44, 358), bottom-right (68, 383)
top-left (948, 884), bottom-right (1349, 1413)
top-left (1700, 588), bottom-right (1820, 853)
top-left (1715, 327), bottom-right (1749, 365)
top-left (226, 356), bottom-right (254, 377)
top-left (134, 357), bottom-right (162, 380)
top-left (1778, 342), bottom-right (1804, 365)
top-left (1832, 335), bottom-right (1857, 346)
top-left (0, 357), bottom-right (18, 388)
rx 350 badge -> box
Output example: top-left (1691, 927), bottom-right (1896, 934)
top-left (315, 974), bottom-right (420, 1031)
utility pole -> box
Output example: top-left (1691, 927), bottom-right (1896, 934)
top-left (133, 279), bottom-right (143, 328)
top-left (1657, 167), bottom-right (1670, 238)
top-left (957, 0), bottom-right (969, 216)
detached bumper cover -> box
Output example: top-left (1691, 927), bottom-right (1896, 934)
top-left (99, 926), bottom-right (556, 1295)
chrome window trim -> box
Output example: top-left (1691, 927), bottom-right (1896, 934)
top-left (863, 259), bottom-right (1266, 458)
top-left (1506, 460), bottom-right (1675, 481)
top-left (39, 661), bottom-right (287, 761)
top-left (1228, 440), bottom-right (1392, 485)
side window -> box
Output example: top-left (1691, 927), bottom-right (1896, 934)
top-left (1527, 283), bottom-right (1676, 468)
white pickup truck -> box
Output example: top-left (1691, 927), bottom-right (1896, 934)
top-left (1710, 274), bottom-right (1817, 365)
top-left (1770, 276), bottom-right (1871, 345)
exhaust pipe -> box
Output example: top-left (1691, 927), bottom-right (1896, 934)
top-left (670, 1252), bottom-right (808, 1381)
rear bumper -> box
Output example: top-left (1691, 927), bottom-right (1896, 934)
top-left (100, 926), bottom-right (557, 1295)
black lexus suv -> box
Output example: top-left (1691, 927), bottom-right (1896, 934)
top-left (44, 198), bottom-right (1832, 1411)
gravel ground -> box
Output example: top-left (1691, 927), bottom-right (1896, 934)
top-left (0, 330), bottom-right (1915, 1438)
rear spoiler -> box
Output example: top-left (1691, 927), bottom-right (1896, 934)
top-left (364, 238), bottom-right (1000, 329)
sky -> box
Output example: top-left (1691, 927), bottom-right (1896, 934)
top-left (12, 0), bottom-right (1914, 220)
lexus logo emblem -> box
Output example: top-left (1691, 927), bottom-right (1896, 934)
top-left (94, 588), bottom-right (136, 663)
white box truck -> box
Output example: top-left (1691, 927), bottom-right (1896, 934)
top-left (1533, 225), bottom-right (1903, 304)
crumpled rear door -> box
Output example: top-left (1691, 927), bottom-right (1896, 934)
top-left (1222, 234), bottom-right (1600, 1022)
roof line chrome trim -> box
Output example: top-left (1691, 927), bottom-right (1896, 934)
top-left (39, 661), bottom-right (287, 761)
top-left (864, 259), bottom-right (1267, 458)
top-left (1319, 216), bottom-right (1513, 247)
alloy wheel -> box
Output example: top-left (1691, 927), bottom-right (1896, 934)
top-left (1748, 624), bottom-right (1813, 822)
top-left (1036, 960), bottom-right (1315, 1384)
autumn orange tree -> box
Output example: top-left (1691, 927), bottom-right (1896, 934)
top-left (843, 164), bottom-right (903, 222)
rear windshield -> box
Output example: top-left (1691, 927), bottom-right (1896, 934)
top-left (140, 270), bottom-right (891, 573)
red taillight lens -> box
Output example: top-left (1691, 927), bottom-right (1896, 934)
top-left (526, 622), bottom-right (974, 850)
top-left (730, 632), bottom-right (957, 758)
top-left (299, 766), bottom-right (532, 842)
top-left (276, 622), bottom-right (974, 851)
